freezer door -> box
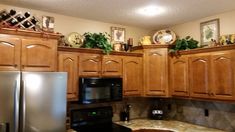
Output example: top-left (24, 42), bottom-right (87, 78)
top-left (22, 72), bottom-right (67, 132)
top-left (0, 71), bottom-right (20, 132)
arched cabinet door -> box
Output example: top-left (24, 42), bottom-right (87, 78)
top-left (170, 56), bottom-right (189, 97)
top-left (145, 49), bottom-right (168, 96)
top-left (102, 55), bottom-right (122, 77)
top-left (123, 56), bottom-right (143, 96)
top-left (79, 53), bottom-right (102, 77)
top-left (189, 54), bottom-right (211, 99)
top-left (58, 53), bottom-right (78, 101)
top-left (21, 38), bottom-right (57, 71)
top-left (210, 51), bottom-right (235, 100)
top-left (0, 37), bottom-right (21, 71)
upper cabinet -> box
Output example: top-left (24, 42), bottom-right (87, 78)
top-left (132, 45), bottom-right (170, 97)
top-left (79, 53), bottom-right (122, 77)
top-left (0, 37), bottom-right (21, 71)
top-left (58, 52), bottom-right (78, 101)
top-left (21, 38), bottom-right (57, 71)
top-left (0, 28), bottom-right (59, 71)
top-left (170, 55), bottom-right (189, 97)
top-left (79, 53), bottom-right (102, 76)
top-left (189, 53), bottom-right (211, 99)
top-left (123, 56), bottom-right (143, 96)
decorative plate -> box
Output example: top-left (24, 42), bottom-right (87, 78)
top-left (153, 29), bottom-right (176, 44)
top-left (66, 32), bottom-right (84, 48)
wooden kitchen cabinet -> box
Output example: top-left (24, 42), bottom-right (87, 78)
top-left (0, 28), bottom-right (59, 72)
top-left (102, 55), bottom-right (122, 76)
top-left (79, 53), bottom-right (122, 77)
top-left (79, 53), bottom-right (102, 76)
top-left (58, 52), bottom-right (78, 100)
top-left (132, 45), bottom-right (170, 97)
top-left (123, 56), bottom-right (143, 96)
top-left (210, 51), bottom-right (235, 100)
top-left (21, 38), bottom-right (57, 71)
top-left (0, 37), bottom-right (21, 71)
top-left (170, 55), bottom-right (189, 97)
top-left (189, 50), bottom-right (235, 100)
top-left (189, 53), bottom-right (211, 99)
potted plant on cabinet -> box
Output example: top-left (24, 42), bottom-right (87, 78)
top-left (82, 32), bottom-right (113, 54)
top-left (169, 36), bottom-right (199, 56)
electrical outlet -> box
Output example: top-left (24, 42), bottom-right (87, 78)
top-left (204, 109), bottom-right (209, 117)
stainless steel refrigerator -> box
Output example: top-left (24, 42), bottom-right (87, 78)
top-left (0, 71), bottom-right (67, 132)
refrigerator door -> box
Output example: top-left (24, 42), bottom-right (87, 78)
top-left (21, 72), bottom-right (67, 132)
top-left (0, 71), bottom-right (20, 132)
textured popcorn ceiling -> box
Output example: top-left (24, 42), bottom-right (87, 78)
top-left (2, 0), bottom-right (235, 30)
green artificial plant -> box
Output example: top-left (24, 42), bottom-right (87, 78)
top-left (169, 36), bottom-right (199, 55)
top-left (82, 32), bottom-right (113, 54)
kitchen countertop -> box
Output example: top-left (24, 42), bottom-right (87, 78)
top-left (115, 119), bottom-right (225, 132)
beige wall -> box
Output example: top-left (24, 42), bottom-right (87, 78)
top-left (168, 9), bottom-right (235, 45)
top-left (0, 4), bottom-right (150, 45)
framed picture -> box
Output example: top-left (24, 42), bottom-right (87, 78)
top-left (42, 16), bottom-right (54, 32)
top-left (200, 19), bottom-right (220, 46)
top-left (111, 27), bottom-right (125, 43)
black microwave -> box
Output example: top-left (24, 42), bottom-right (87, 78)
top-left (79, 77), bottom-right (122, 104)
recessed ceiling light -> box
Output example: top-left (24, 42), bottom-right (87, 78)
top-left (137, 5), bottom-right (165, 17)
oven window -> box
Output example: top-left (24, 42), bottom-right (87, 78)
top-left (85, 87), bottom-right (111, 100)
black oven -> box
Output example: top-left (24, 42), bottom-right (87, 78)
top-left (79, 77), bottom-right (122, 104)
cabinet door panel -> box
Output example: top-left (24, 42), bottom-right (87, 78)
top-left (0, 37), bottom-right (21, 71)
top-left (189, 55), bottom-right (210, 98)
top-left (79, 53), bottom-right (101, 76)
top-left (58, 53), bottom-right (78, 100)
top-left (211, 51), bottom-right (235, 100)
top-left (21, 38), bottom-right (57, 71)
top-left (102, 55), bottom-right (122, 76)
top-left (170, 56), bottom-right (189, 97)
top-left (145, 49), bottom-right (168, 96)
top-left (123, 57), bottom-right (142, 96)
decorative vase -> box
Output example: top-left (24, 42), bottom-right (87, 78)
top-left (140, 36), bottom-right (151, 45)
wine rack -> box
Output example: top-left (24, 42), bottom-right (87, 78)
top-left (0, 9), bottom-right (41, 31)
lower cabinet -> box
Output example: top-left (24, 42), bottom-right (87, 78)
top-left (58, 52), bottom-right (78, 101)
top-left (123, 56), bottom-right (143, 96)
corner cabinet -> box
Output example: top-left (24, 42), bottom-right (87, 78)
top-left (123, 56), bottom-right (143, 96)
top-left (0, 28), bottom-right (59, 71)
top-left (132, 45), bottom-right (170, 97)
top-left (58, 52), bottom-right (78, 101)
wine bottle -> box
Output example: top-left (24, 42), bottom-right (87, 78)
top-left (22, 21), bottom-right (32, 28)
top-left (1, 12), bottom-right (10, 20)
top-left (9, 9), bottom-right (16, 16)
top-left (30, 16), bottom-right (38, 25)
top-left (8, 18), bottom-right (18, 26)
top-left (24, 12), bottom-right (30, 18)
top-left (16, 15), bottom-right (25, 22)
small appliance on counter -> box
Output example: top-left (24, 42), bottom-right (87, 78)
top-left (150, 100), bottom-right (164, 120)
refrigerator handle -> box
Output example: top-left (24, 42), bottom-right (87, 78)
top-left (0, 123), bottom-right (9, 132)
top-left (14, 80), bottom-right (20, 132)
top-left (22, 80), bottom-right (26, 132)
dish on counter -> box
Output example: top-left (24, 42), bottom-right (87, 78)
top-left (153, 29), bottom-right (176, 44)
top-left (66, 32), bottom-right (84, 48)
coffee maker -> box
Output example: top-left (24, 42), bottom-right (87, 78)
top-left (150, 100), bottom-right (164, 120)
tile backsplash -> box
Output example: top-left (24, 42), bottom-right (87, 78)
top-left (68, 97), bottom-right (235, 132)
top-left (165, 99), bottom-right (235, 132)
